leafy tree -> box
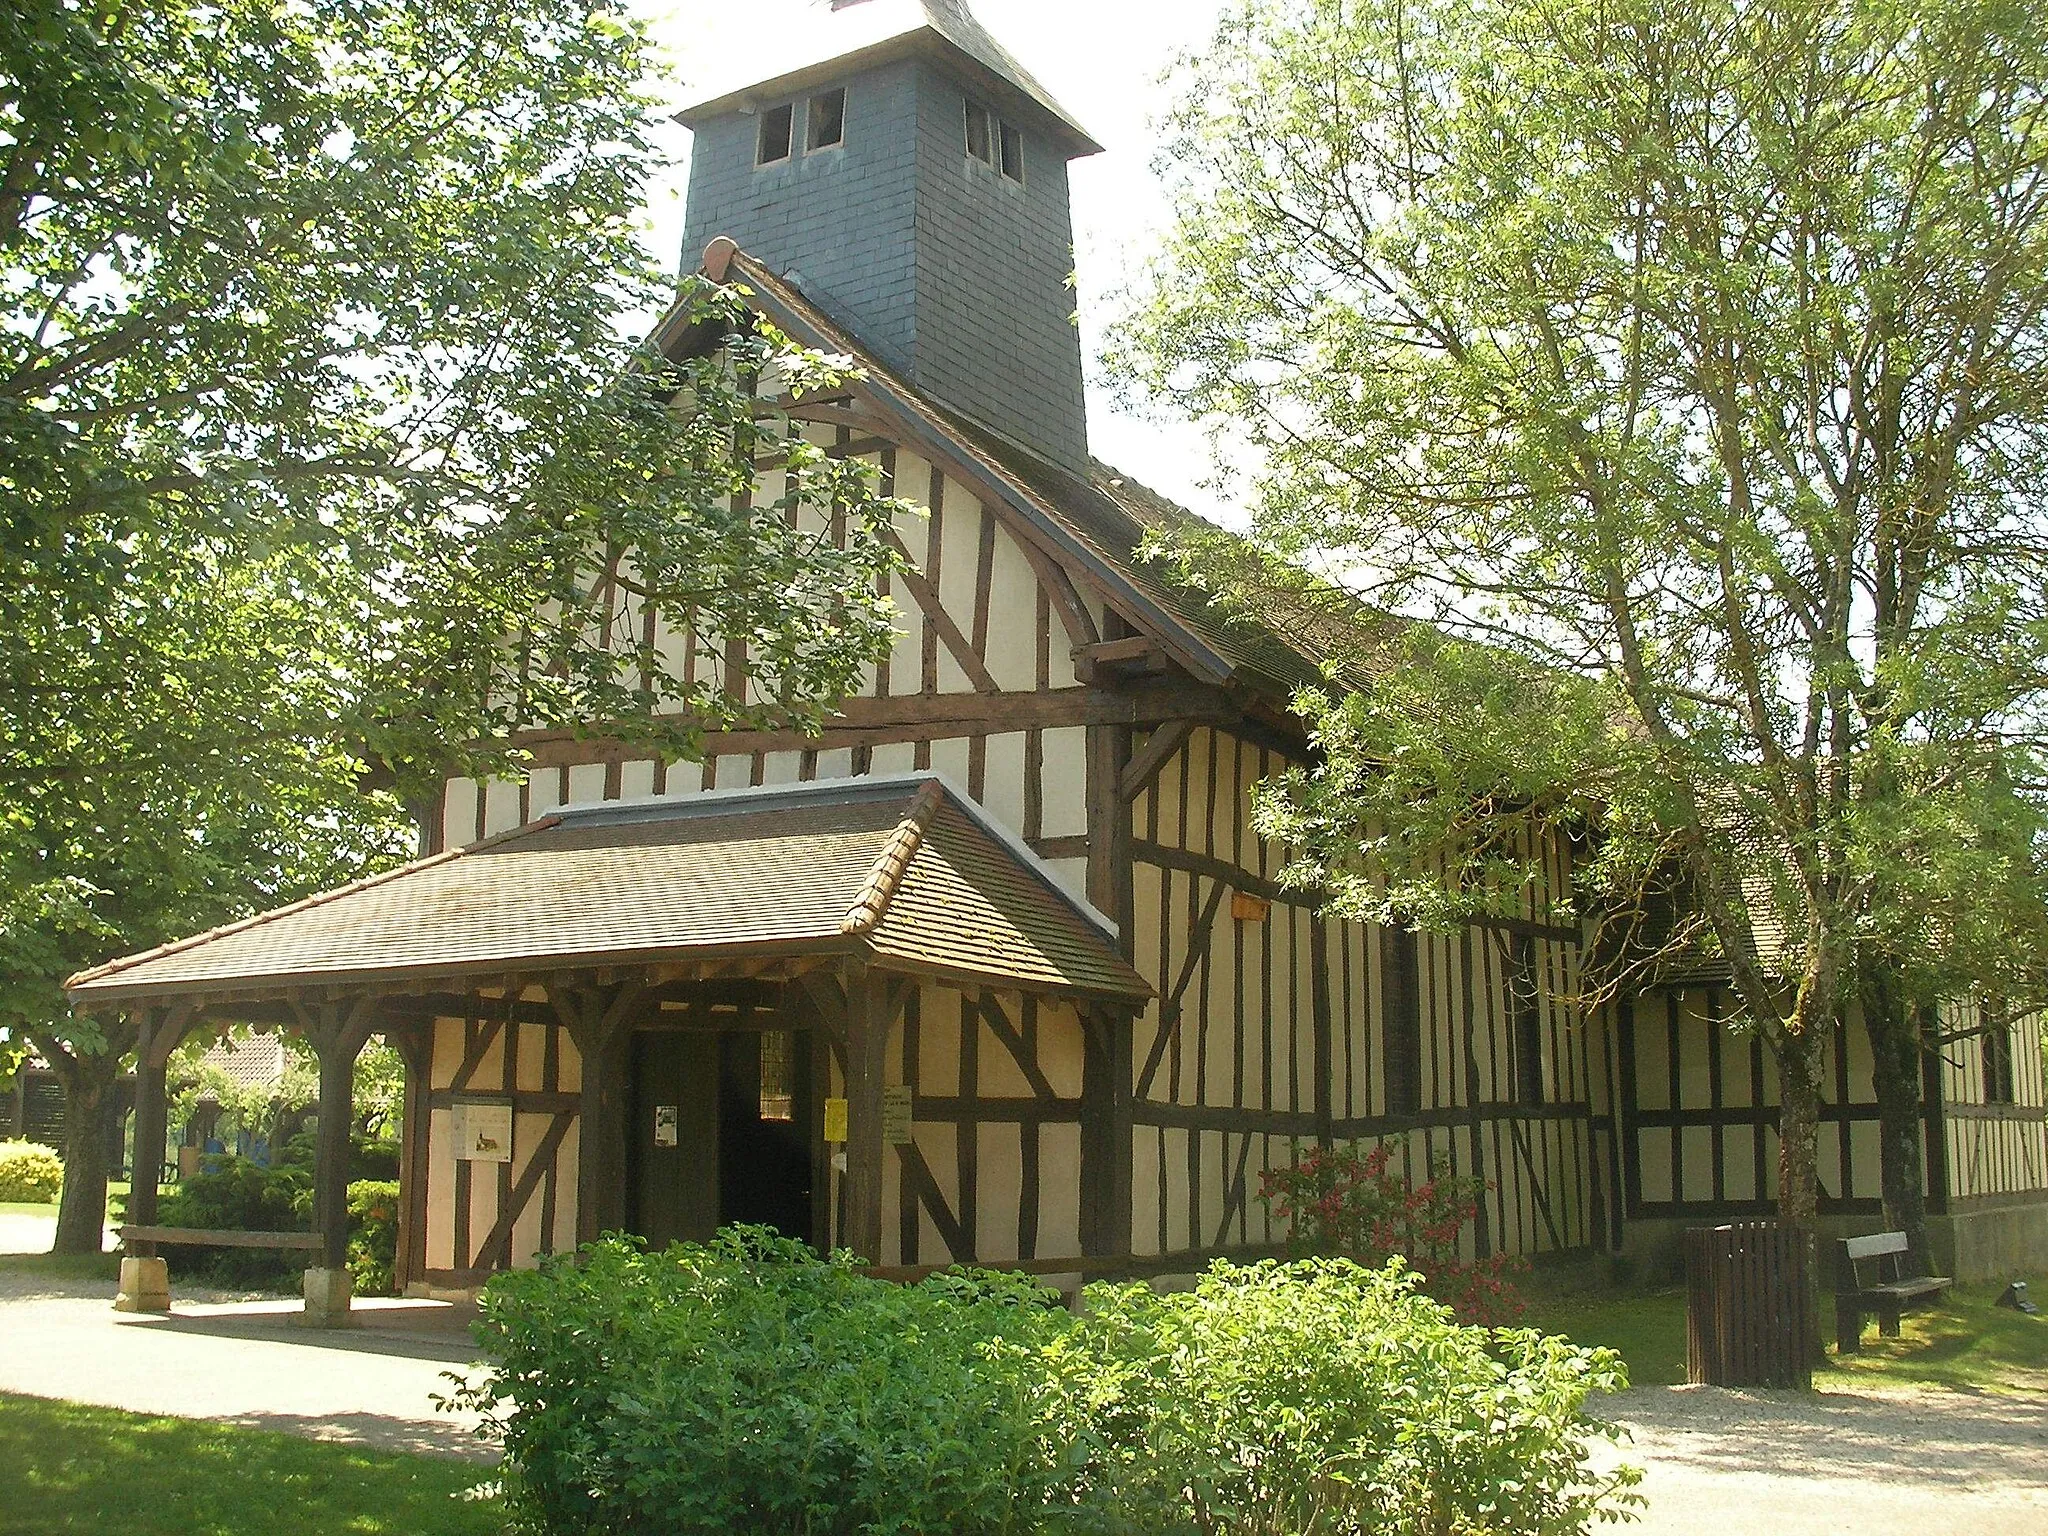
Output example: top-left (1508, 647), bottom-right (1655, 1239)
top-left (3, 0), bottom-right (905, 1250)
top-left (1112, 0), bottom-right (2048, 1281)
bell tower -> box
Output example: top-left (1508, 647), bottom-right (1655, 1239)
top-left (678, 0), bottom-right (1101, 473)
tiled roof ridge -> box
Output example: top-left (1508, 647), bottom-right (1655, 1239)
top-left (63, 816), bottom-right (565, 996)
top-left (841, 779), bottom-right (946, 936)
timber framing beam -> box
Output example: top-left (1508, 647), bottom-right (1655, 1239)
top-left (502, 682), bottom-right (1242, 771)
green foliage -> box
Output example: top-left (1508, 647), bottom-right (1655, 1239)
top-left (0, 1140), bottom-right (62, 1203)
top-left (1075, 1262), bottom-right (1638, 1535)
top-left (143, 1155), bottom-right (396, 1293)
top-left (458, 1229), bottom-right (1639, 1536)
top-left (347, 1179), bottom-right (400, 1296)
top-left (1, 0), bottom-right (908, 1069)
top-left (461, 1228), bottom-right (1085, 1535)
top-left (1111, 0), bottom-right (2048, 1229)
top-left (1260, 1142), bottom-right (1524, 1323)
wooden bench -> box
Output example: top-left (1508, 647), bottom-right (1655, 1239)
top-left (118, 1225), bottom-right (321, 1253)
top-left (1834, 1231), bottom-right (1950, 1352)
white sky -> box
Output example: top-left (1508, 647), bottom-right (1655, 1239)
top-left (628, 0), bottom-right (1243, 524)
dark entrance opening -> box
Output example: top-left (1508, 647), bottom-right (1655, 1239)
top-left (626, 1024), bottom-right (816, 1250)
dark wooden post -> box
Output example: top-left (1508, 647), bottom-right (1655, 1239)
top-left (298, 997), bottom-right (378, 1323)
top-left (1084, 716), bottom-right (1137, 1264)
top-left (841, 965), bottom-right (889, 1265)
top-left (1308, 919), bottom-right (1336, 1151)
top-left (554, 982), bottom-right (644, 1247)
top-left (127, 1010), bottom-right (173, 1241)
top-left (1085, 723), bottom-right (1136, 945)
top-left (1080, 1005), bottom-right (1135, 1258)
top-left (115, 1006), bottom-right (194, 1313)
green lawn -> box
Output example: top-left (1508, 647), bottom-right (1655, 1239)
top-left (0, 1181), bottom-right (134, 1229)
top-left (0, 1394), bottom-right (502, 1535)
top-left (1526, 1275), bottom-right (2048, 1392)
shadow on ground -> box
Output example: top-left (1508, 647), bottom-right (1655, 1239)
top-left (118, 1300), bottom-right (483, 1366)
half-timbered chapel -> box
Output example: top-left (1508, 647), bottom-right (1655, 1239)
top-left (68, 0), bottom-right (2048, 1320)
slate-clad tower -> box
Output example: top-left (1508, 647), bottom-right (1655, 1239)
top-left (677, 0), bottom-right (1101, 473)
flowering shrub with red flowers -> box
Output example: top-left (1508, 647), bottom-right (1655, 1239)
top-left (1260, 1140), bottom-right (1525, 1323)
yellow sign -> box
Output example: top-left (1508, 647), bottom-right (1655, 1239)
top-left (823, 1096), bottom-right (848, 1144)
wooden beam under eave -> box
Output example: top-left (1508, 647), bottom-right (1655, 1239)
top-left (1119, 719), bottom-right (1199, 803)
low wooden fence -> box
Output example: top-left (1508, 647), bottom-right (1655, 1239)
top-left (1684, 1221), bottom-right (1813, 1388)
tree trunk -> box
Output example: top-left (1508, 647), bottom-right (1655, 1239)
top-left (1861, 961), bottom-right (1931, 1267)
top-left (52, 1054), bottom-right (120, 1255)
top-left (1773, 1023), bottom-right (1826, 1349)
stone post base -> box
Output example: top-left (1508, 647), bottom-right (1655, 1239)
top-left (301, 1266), bottom-right (354, 1328)
top-left (114, 1256), bottom-right (170, 1314)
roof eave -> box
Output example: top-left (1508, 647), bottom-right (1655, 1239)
top-left (64, 936), bottom-right (870, 1010)
top-left (673, 29), bottom-right (1104, 159)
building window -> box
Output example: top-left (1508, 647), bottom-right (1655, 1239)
top-left (963, 98), bottom-right (1024, 182)
top-left (1383, 924), bottom-right (1423, 1116)
top-left (1983, 1003), bottom-right (2016, 1105)
top-left (757, 102), bottom-right (794, 166)
top-left (965, 99), bottom-right (993, 163)
top-left (759, 1031), bottom-right (796, 1122)
top-left (806, 87), bottom-right (845, 151)
top-left (1510, 933), bottom-right (1546, 1105)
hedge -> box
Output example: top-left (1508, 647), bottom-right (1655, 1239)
top-left (457, 1228), bottom-right (1641, 1535)
top-left (0, 1141), bottom-right (63, 1204)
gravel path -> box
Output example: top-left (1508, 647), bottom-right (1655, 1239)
top-left (0, 1268), bottom-right (493, 1461)
top-left (1597, 1382), bottom-right (2048, 1534)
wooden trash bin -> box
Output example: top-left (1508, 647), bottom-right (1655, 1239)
top-left (1684, 1222), bottom-right (1812, 1388)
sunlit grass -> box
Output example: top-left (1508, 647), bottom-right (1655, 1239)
top-left (0, 1394), bottom-right (502, 1535)
top-left (1525, 1274), bottom-right (2048, 1392)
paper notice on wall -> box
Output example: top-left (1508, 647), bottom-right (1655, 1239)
top-left (452, 1100), bottom-right (513, 1164)
top-left (881, 1085), bottom-right (914, 1144)
top-left (654, 1105), bottom-right (679, 1148)
top-left (823, 1097), bottom-right (849, 1145)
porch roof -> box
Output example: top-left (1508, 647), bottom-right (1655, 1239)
top-left (65, 775), bottom-right (1151, 1009)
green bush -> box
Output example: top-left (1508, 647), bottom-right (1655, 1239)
top-left (272, 1129), bottom-right (401, 1182)
top-left (459, 1229), bottom-right (1641, 1536)
top-left (143, 1157), bottom-right (400, 1295)
top-left (0, 1140), bottom-right (63, 1203)
top-left (1260, 1142), bottom-right (1524, 1323)
top-left (1072, 1261), bottom-right (1641, 1534)
top-left (347, 1180), bottom-right (400, 1295)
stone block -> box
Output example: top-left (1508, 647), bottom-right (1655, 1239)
top-left (301, 1265), bottom-right (354, 1328)
top-left (114, 1256), bottom-right (170, 1314)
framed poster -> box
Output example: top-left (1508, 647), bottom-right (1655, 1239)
top-left (452, 1099), bottom-right (514, 1164)
top-left (881, 1085), bottom-right (914, 1145)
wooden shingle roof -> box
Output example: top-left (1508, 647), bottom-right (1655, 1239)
top-left (66, 776), bottom-right (1150, 1007)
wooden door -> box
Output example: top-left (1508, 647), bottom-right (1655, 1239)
top-left (626, 1032), bottom-right (719, 1248)
top-left (717, 1028), bottom-right (817, 1246)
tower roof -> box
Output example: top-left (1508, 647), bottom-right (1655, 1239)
top-left (675, 0), bottom-right (1102, 158)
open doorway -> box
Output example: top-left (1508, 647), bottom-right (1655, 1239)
top-left (626, 1025), bottom-right (817, 1250)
